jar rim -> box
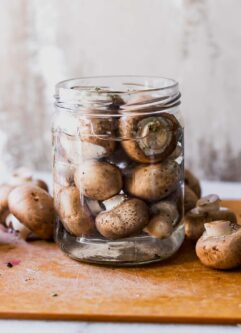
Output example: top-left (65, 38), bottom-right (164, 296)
top-left (54, 75), bottom-right (180, 117)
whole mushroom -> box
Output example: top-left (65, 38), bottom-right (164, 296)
top-left (56, 186), bottom-right (95, 237)
top-left (74, 160), bottom-right (122, 201)
top-left (119, 112), bottom-right (180, 163)
top-left (144, 214), bottom-right (173, 239)
top-left (150, 200), bottom-right (179, 224)
top-left (184, 194), bottom-right (237, 241)
top-left (125, 160), bottom-right (181, 202)
top-left (8, 184), bottom-right (55, 240)
top-left (96, 197), bottom-right (149, 240)
top-left (60, 116), bottom-right (117, 162)
top-left (196, 221), bottom-right (241, 270)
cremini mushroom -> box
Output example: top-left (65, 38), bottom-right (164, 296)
top-left (56, 186), bottom-right (95, 237)
top-left (60, 115), bottom-right (117, 162)
top-left (196, 221), bottom-right (241, 270)
top-left (119, 112), bottom-right (180, 163)
top-left (0, 184), bottom-right (14, 223)
top-left (125, 160), bottom-right (181, 201)
top-left (144, 214), bottom-right (173, 239)
top-left (74, 160), bottom-right (122, 201)
top-left (184, 185), bottom-right (198, 213)
top-left (96, 198), bottom-right (149, 240)
top-left (5, 214), bottom-right (31, 240)
top-left (184, 169), bottom-right (201, 198)
top-left (184, 194), bottom-right (237, 241)
top-left (150, 200), bottom-right (179, 225)
top-left (8, 184), bottom-right (55, 240)
top-left (196, 194), bottom-right (220, 213)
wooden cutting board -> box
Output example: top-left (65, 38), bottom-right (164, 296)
top-left (0, 200), bottom-right (241, 324)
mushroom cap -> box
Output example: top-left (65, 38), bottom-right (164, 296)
top-left (56, 186), bottom-right (95, 237)
top-left (144, 214), bottom-right (173, 239)
top-left (125, 160), bottom-right (181, 202)
top-left (119, 113), bottom-right (180, 163)
top-left (8, 184), bottom-right (55, 240)
top-left (196, 221), bottom-right (241, 270)
top-left (96, 198), bottom-right (149, 240)
top-left (74, 160), bottom-right (123, 201)
top-left (184, 169), bottom-right (201, 198)
top-left (30, 179), bottom-right (49, 192)
top-left (184, 185), bottom-right (198, 213)
top-left (60, 132), bottom-right (114, 162)
top-left (0, 184), bottom-right (14, 222)
top-left (184, 207), bottom-right (237, 241)
top-left (78, 117), bottom-right (116, 153)
top-left (196, 194), bottom-right (220, 213)
top-left (150, 200), bottom-right (179, 225)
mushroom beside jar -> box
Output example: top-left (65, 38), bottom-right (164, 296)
top-left (53, 76), bottom-right (184, 266)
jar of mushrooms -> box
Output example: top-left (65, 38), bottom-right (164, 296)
top-left (53, 76), bottom-right (184, 265)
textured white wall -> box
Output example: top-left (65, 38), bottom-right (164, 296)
top-left (0, 0), bottom-right (241, 180)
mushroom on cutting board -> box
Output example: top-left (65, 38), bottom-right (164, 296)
top-left (184, 194), bottom-right (237, 241)
top-left (5, 214), bottom-right (31, 240)
top-left (96, 197), bottom-right (149, 240)
top-left (124, 160), bottom-right (181, 201)
top-left (74, 160), bottom-right (122, 201)
top-left (196, 221), bottom-right (241, 270)
top-left (119, 112), bottom-right (180, 163)
top-left (8, 184), bottom-right (55, 240)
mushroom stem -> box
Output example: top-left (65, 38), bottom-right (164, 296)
top-left (102, 194), bottom-right (127, 211)
top-left (204, 221), bottom-right (233, 237)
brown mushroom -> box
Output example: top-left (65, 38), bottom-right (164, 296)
top-left (144, 214), bottom-right (173, 239)
top-left (8, 184), bottom-right (55, 240)
top-left (184, 169), bottom-right (201, 198)
top-left (74, 160), bottom-right (122, 201)
top-left (184, 185), bottom-right (198, 213)
top-left (150, 200), bottom-right (179, 224)
top-left (0, 184), bottom-right (14, 223)
top-left (184, 205), bottom-right (237, 241)
top-left (56, 186), bottom-right (95, 237)
top-left (196, 194), bottom-right (220, 213)
top-left (96, 198), bottom-right (149, 240)
top-left (125, 160), bottom-right (181, 201)
top-left (119, 113), bottom-right (180, 163)
top-left (196, 221), bottom-right (241, 270)
top-left (5, 214), bottom-right (31, 240)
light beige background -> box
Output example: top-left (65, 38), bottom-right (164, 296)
top-left (0, 0), bottom-right (241, 180)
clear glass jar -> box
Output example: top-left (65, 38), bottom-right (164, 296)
top-left (53, 76), bottom-right (184, 266)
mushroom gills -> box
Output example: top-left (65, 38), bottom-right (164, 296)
top-left (137, 117), bottom-right (173, 156)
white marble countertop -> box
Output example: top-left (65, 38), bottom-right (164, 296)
top-left (0, 180), bottom-right (241, 333)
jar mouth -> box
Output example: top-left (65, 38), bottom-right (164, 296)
top-left (54, 75), bottom-right (180, 117)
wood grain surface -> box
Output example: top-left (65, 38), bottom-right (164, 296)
top-left (0, 200), bottom-right (241, 324)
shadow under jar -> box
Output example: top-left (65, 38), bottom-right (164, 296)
top-left (53, 76), bottom-right (184, 266)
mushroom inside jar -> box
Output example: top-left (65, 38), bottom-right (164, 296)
top-left (119, 112), bottom-right (181, 163)
top-left (137, 116), bottom-right (178, 158)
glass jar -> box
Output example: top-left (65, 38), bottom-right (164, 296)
top-left (53, 76), bottom-right (184, 266)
